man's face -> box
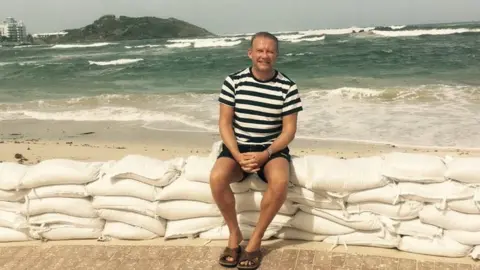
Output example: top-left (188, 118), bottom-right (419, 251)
top-left (248, 36), bottom-right (278, 73)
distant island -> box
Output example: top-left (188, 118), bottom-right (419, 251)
top-left (34, 15), bottom-right (215, 44)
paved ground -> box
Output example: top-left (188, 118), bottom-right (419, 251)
top-left (0, 239), bottom-right (478, 270)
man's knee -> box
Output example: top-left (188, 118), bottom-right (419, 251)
top-left (210, 158), bottom-right (242, 189)
top-left (264, 158), bottom-right (290, 197)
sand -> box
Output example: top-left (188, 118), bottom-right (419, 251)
top-left (1, 119), bottom-right (479, 164)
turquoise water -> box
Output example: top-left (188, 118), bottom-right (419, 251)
top-left (1, 22), bottom-right (479, 148)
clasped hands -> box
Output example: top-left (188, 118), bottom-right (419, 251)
top-left (234, 151), bottom-right (269, 173)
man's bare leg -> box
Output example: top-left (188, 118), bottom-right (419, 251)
top-left (241, 157), bottom-right (290, 264)
top-left (210, 157), bottom-right (245, 262)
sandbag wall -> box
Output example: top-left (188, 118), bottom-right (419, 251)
top-left (1, 149), bottom-right (480, 260)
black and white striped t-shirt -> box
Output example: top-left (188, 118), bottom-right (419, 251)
top-left (218, 67), bottom-right (303, 145)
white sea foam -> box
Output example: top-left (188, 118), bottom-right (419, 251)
top-left (88, 58), bottom-right (144, 66)
top-left (373, 28), bottom-right (480, 37)
top-left (51, 42), bottom-right (116, 49)
top-left (125, 44), bottom-right (162, 49)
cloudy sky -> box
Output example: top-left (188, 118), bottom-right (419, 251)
top-left (1, 0), bottom-right (479, 35)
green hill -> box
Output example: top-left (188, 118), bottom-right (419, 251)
top-left (36, 15), bottom-right (215, 43)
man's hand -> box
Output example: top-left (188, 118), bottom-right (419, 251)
top-left (237, 151), bottom-right (269, 173)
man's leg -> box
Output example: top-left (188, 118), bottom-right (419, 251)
top-left (210, 157), bottom-right (245, 262)
top-left (244, 157), bottom-right (290, 252)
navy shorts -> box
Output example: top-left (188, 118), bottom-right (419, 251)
top-left (217, 143), bottom-right (291, 182)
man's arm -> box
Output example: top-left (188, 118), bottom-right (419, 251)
top-left (264, 112), bottom-right (298, 155)
top-left (219, 103), bottom-right (241, 161)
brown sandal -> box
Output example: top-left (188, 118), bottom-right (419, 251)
top-left (219, 246), bottom-right (242, 268)
top-left (237, 249), bottom-right (262, 270)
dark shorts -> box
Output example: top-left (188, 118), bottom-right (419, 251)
top-left (217, 143), bottom-right (291, 182)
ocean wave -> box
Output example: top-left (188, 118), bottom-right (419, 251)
top-left (88, 58), bottom-right (144, 66)
top-left (373, 28), bottom-right (480, 37)
top-left (125, 44), bottom-right (162, 49)
top-left (51, 42), bottom-right (116, 49)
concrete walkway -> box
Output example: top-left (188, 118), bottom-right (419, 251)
top-left (0, 238), bottom-right (478, 269)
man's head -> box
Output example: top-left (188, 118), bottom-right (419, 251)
top-left (248, 32), bottom-right (279, 74)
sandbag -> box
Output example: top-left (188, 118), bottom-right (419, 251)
top-left (346, 201), bottom-right (423, 220)
top-left (0, 189), bottom-right (28, 202)
top-left (183, 156), bottom-right (214, 183)
top-left (339, 184), bottom-right (402, 205)
top-left (397, 181), bottom-right (474, 208)
top-left (96, 209), bottom-right (166, 236)
top-left (107, 155), bottom-right (184, 186)
top-left (30, 225), bottom-right (102, 240)
top-left (87, 175), bottom-right (162, 201)
top-left (419, 205), bottom-right (480, 232)
top-left (29, 213), bottom-right (105, 228)
top-left (0, 162), bottom-right (28, 191)
top-left (471, 246), bottom-right (480, 260)
top-left (298, 205), bottom-right (384, 231)
top-left (447, 199), bottom-right (480, 214)
top-left (92, 196), bottom-right (157, 217)
top-left (0, 201), bottom-right (23, 213)
top-left (287, 187), bottom-right (344, 210)
top-left (293, 155), bottom-right (388, 192)
top-left (0, 210), bottom-right (28, 229)
top-left (164, 217), bottom-right (224, 240)
top-left (156, 200), bottom-right (220, 220)
top-left (20, 159), bottom-right (102, 189)
top-left (235, 192), bottom-right (298, 215)
top-left (25, 197), bottom-right (97, 218)
top-left (324, 229), bottom-right (400, 249)
top-left (0, 227), bottom-right (31, 242)
top-left (199, 224), bottom-right (277, 240)
top-left (27, 185), bottom-right (88, 199)
top-left (393, 218), bottom-right (443, 238)
top-left (444, 157), bottom-right (480, 183)
top-left (290, 211), bottom-right (355, 235)
top-left (445, 230), bottom-right (480, 246)
top-left (274, 228), bottom-right (328, 241)
top-left (381, 152), bottom-right (446, 183)
top-left (102, 222), bottom-right (159, 240)
top-left (238, 211), bottom-right (292, 228)
top-left (398, 236), bottom-right (472, 257)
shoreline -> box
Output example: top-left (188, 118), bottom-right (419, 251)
top-left (1, 119), bottom-right (478, 164)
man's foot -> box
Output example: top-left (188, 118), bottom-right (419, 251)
top-left (218, 230), bottom-right (244, 267)
top-left (238, 238), bottom-right (262, 268)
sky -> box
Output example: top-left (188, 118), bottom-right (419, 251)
top-left (1, 0), bottom-right (479, 35)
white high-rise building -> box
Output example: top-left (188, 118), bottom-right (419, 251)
top-left (2, 17), bottom-right (27, 43)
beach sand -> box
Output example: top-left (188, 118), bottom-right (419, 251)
top-left (1, 119), bottom-right (479, 164)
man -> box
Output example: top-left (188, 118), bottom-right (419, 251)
top-left (209, 31), bottom-right (303, 269)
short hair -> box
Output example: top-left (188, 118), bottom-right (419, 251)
top-left (250, 32), bottom-right (279, 52)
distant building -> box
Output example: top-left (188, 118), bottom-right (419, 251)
top-left (2, 17), bottom-right (27, 43)
top-left (32, 32), bottom-right (68, 38)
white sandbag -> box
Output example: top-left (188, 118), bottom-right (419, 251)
top-left (444, 157), bottom-right (480, 183)
top-left (102, 221), bottom-right (159, 240)
top-left (0, 162), bottom-right (27, 190)
top-left (199, 224), bottom-right (277, 240)
top-left (290, 156), bottom-right (309, 188)
top-left (298, 205), bottom-right (384, 231)
top-left (208, 140), bottom-right (223, 160)
top-left (156, 200), bottom-right (220, 220)
top-left (235, 192), bottom-right (298, 215)
top-left (92, 196), bottom-right (156, 217)
top-left (324, 229), bottom-right (400, 249)
top-left (20, 159), bottom-right (102, 189)
top-left (398, 181), bottom-right (474, 208)
top-left (288, 187), bottom-right (344, 210)
top-left (419, 205), bottom-right (480, 231)
top-left (445, 230), bottom-right (480, 246)
top-left (274, 227), bottom-right (328, 241)
top-left (27, 185), bottom-right (88, 199)
top-left (156, 176), bottom-right (215, 203)
top-left (393, 218), bottom-right (443, 238)
top-left (290, 211), bottom-right (355, 235)
top-left (0, 201), bottom-right (23, 213)
top-left (87, 175), bottom-right (162, 201)
top-left (25, 197), bottom-right (97, 218)
top-left (30, 225), bottom-right (102, 240)
top-left (96, 209), bottom-right (166, 236)
top-left (245, 174), bottom-right (269, 192)
top-left (339, 184), bottom-right (402, 205)
top-left (295, 155), bottom-right (388, 192)
top-left (398, 236), bottom-right (472, 257)
top-left (448, 199), bottom-right (480, 214)
top-left (471, 246), bottom-right (480, 260)
top-left (108, 155), bottom-right (184, 187)
top-left (381, 152), bottom-right (446, 183)
top-left (164, 216), bottom-right (224, 240)
top-left (0, 189), bottom-right (28, 202)
top-left (0, 210), bottom-right (28, 229)
top-left (238, 211), bottom-right (292, 228)
top-left (184, 156), bottom-right (214, 183)
top-left (347, 201), bottom-right (423, 220)
top-left (29, 213), bottom-right (105, 228)
top-left (0, 227), bottom-right (31, 242)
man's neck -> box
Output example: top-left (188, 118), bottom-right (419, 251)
top-left (251, 66), bottom-right (276, 82)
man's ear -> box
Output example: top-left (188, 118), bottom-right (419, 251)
top-left (247, 48), bottom-right (252, 59)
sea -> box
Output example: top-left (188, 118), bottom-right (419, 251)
top-left (1, 22), bottom-right (479, 148)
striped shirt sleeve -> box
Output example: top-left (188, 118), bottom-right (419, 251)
top-left (282, 84), bottom-right (303, 116)
top-left (218, 76), bottom-right (236, 107)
